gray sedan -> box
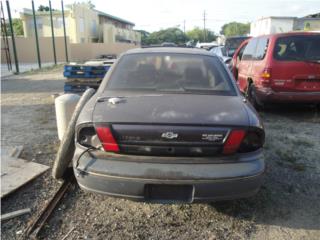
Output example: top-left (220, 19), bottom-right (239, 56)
top-left (72, 47), bottom-right (265, 203)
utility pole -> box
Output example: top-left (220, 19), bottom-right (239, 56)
top-left (6, 0), bottom-right (19, 73)
top-left (203, 11), bottom-right (206, 42)
top-left (32, 0), bottom-right (41, 69)
top-left (183, 20), bottom-right (186, 33)
top-left (49, 0), bottom-right (57, 65)
top-left (61, 0), bottom-right (68, 62)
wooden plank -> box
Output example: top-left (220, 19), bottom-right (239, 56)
top-left (1, 208), bottom-right (31, 221)
top-left (1, 156), bottom-right (49, 198)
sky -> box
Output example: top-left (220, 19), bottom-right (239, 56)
top-left (7, 0), bottom-right (320, 33)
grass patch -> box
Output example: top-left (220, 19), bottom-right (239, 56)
top-left (275, 149), bottom-right (298, 163)
top-left (291, 163), bottom-right (307, 171)
top-left (291, 138), bottom-right (314, 148)
top-left (24, 64), bottom-right (64, 75)
top-left (275, 150), bottom-right (307, 171)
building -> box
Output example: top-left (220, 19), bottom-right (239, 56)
top-left (20, 2), bottom-right (141, 44)
top-left (250, 15), bottom-right (320, 36)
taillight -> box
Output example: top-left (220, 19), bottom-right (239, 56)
top-left (260, 68), bottom-right (272, 87)
top-left (223, 130), bottom-right (246, 155)
top-left (78, 126), bottom-right (100, 148)
top-left (238, 130), bottom-right (264, 153)
top-left (223, 129), bottom-right (264, 155)
top-left (95, 126), bottom-right (119, 152)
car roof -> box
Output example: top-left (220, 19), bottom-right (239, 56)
top-left (125, 47), bottom-right (214, 56)
top-left (254, 31), bottom-right (320, 39)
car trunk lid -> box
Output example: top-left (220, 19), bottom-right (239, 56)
top-left (93, 92), bottom-right (248, 125)
top-left (93, 92), bottom-right (249, 156)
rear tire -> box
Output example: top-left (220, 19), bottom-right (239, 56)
top-left (247, 84), bottom-right (263, 110)
top-left (52, 88), bottom-right (96, 180)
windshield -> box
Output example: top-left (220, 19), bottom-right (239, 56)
top-left (225, 37), bottom-right (249, 50)
top-left (106, 53), bottom-right (236, 95)
top-left (226, 48), bottom-right (236, 57)
top-left (273, 35), bottom-right (320, 61)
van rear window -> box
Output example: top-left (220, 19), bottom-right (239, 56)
top-left (273, 35), bottom-right (320, 61)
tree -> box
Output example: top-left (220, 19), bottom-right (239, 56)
top-left (38, 5), bottom-right (56, 11)
top-left (87, 0), bottom-right (95, 9)
top-left (12, 18), bottom-right (24, 36)
top-left (186, 27), bottom-right (217, 42)
top-left (38, 5), bottom-right (50, 11)
top-left (135, 30), bottom-right (150, 45)
top-left (5, 18), bottom-right (24, 36)
top-left (220, 22), bottom-right (250, 37)
top-left (142, 28), bottom-right (189, 45)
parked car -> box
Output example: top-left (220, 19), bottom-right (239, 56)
top-left (161, 42), bottom-right (177, 47)
top-left (225, 36), bottom-right (250, 58)
top-left (210, 46), bottom-right (232, 68)
top-left (68, 47), bottom-right (265, 203)
top-left (97, 54), bottom-right (117, 59)
top-left (196, 42), bottom-right (219, 50)
top-left (236, 32), bottom-right (320, 108)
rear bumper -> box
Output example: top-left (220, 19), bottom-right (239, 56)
top-left (256, 87), bottom-right (320, 103)
top-left (73, 149), bottom-right (265, 202)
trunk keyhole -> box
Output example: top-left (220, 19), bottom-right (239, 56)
top-left (167, 147), bottom-right (174, 153)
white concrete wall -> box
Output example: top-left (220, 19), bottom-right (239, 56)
top-left (250, 17), bottom-right (295, 36)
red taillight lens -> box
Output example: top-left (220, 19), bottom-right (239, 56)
top-left (95, 126), bottom-right (119, 152)
top-left (223, 130), bottom-right (246, 155)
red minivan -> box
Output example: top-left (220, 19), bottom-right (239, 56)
top-left (235, 32), bottom-right (320, 108)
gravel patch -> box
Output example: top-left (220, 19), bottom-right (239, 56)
top-left (1, 68), bottom-right (319, 240)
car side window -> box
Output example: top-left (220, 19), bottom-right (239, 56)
top-left (254, 37), bottom-right (269, 60)
top-left (242, 38), bottom-right (258, 61)
top-left (238, 43), bottom-right (247, 61)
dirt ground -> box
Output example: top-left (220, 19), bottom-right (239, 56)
top-left (1, 67), bottom-right (320, 240)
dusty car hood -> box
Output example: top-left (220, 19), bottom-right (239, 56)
top-left (92, 92), bottom-right (249, 126)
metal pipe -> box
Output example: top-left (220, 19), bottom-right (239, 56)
top-left (32, 0), bottom-right (41, 69)
top-left (49, 0), bottom-right (57, 65)
top-left (61, 0), bottom-right (68, 62)
top-left (1, 1), bottom-right (12, 71)
top-left (6, 0), bottom-right (19, 73)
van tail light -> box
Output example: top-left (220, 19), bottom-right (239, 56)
top-left (260, 68), bottom-right (272, 86)
top-left (223, 130), bottom-right (246, 154)
top-left (95, 126), bottom-right (119, 152)
top-left (223, 129), bottom-right (265, 155)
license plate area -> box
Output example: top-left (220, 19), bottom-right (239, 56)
top-left (295, 79), bottom-right (320, 91)
top-left (145, 184), bottom-right (194, 203)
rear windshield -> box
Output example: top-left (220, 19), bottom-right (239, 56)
top-left (106, 53), bottom-right (236, 95)
top-left (273, 35), bottom-right (320, 61)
